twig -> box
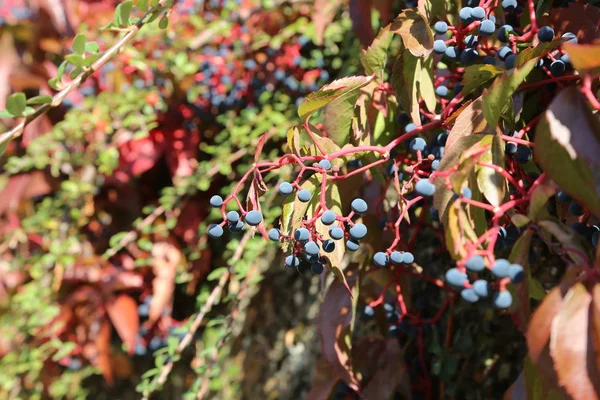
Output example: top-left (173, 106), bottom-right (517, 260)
top-left (0, 0), bottom-right (174, 148)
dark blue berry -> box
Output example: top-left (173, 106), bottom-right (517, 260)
top-left (409, 137), bottom-right (427, 152)
top-left (462, 187), bottom-right (472, 199)
top-left (504, 54), bottom-right (516, 69)
top-left (435, 86), bottom-right (449, 97)
top-left (465, 255), bottom-right (485, 272)
top-left (374, 252), bottom-right (388, 267)
top-left (464, 35), bottom-right (479, 48)
top-left (349, 223), bottom-right (368, 240)
top-left (473, 280), bottom-right (491, 298)
top-left (492, 259), bottom-right (510, 278)
top-left (403, 252), bottom-right (414, 263)
top-left (415, 180), bottom-right (436, 197)
top-left (228, 220), bottom-right (244, 233)
top-left (390, 251), bottom-right (404, 265)
top-left (497, 25), bottom-right (513, 42)
top-left (493, 291), bottom-right (513, 308)
top-left (550, 60), bottom-right (566, 76)
top-left (245, 210), bottom-right (263, 226)
top-left (461, 288), bottom-right (480, 303)
top-left (208, 224), bottom-right (223, 238)
top-left (268, 228), bottom-right (280, 241)
top-left (210, 195), bottom-right (223, 208)
top-left (434, 21), bottom-right (448, 34)
top-left (227, 211), bottom-right (240, 223)
top-left (305, 241), bottom-right (320, 255)
top-left (445, 46), bottom-right (460, 61)
top-left (446, 268), bottom-right (467, 288)
top-left (479, 19), bottom-right (495, 36)
top-left (562, 32), bottom-right (577, 44)
top-left (322, 240), bottom-right (335, 253)
top-left (346, 240), bottom-right (360, 252)
top-left (434, 40), bottom-right (447, 54)
top-left (459, 7), bottom-right (473, 23)
top-left (515, 146), bottom-right (532, 163)
top-left (505, 142), bottom-right (518, 155)
top-left (405, 123), bottom-right (417, 132)
top-left (311, 261), bottom-right (324, 275)
top-left (471, 7), bottom-right (485, 20)
top-left (351, 198), bottom-right (368, 214)
top-left (537, 26), bottom-right (554, 42)
top-left (298, 189), bottom-right (312, 202)
top-left (285, 255), bottom-right (300, 268)
top-left (569, 202), bottom-right (584, 217)
top-left (321, 210), bottom-right (337, 225)
top-left (294, 228), bottom-right (310, 242)
top-left (329, 227), bottom-right (344, 240)
top-left (318, 159), bottom-right (332, 170)
top-left (279, 182), bottom-right (293, 195)
top-left (460, 48), bottom-right (479, 65)
top-left (557, 191), bottom-right (571, 203)
top-left (501, 0), bottom-right (517, 10)
top-left (363, 305), bottom-right (375, 318)
top-left (497, 46), bottom-right (513, 61)
top-left (508, 264), bottom-right (525, 283)
top-left (431, 160), bottom-right (440, 170)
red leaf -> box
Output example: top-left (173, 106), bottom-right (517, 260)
top-left (349, 0), bottom-right (374, 48)
top-left (0, 34), bottom-right (18, 112)
top-left (543, 3), bottom-right (600, 43)
top-left (313, 0), bottom-right (345, 45)
top-left (550, 283), bottom-right (600, 399)
top-left (306, 356), bottom-right (341, 400)
top-left (106, 294), bottom-right (139, 355)
top-left (317, 279), bottom-right (359, 390)
top-left (149, 241), bottom-right (180, 323)
top-left (361, 339), bottom-right (410, 399)
top-left (527, 280), bottom-right (573, 385)
top-left (95, 319), bottom-right (113, 384)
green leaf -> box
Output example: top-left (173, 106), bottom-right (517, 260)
top-left (6, 93), bottom-right (26, 117)
top-left (83, 54), bottom-right (102, 67)
top-left (538, 219), bottom-right (591, 266)
top-left (460, 64), bottom-right (503, 97)
top-left (528, 180), bottom-right (556, 221)
top-left (389, 9), bottom-right (434, 57)
top-left (534, 86), bottom-right (600, 218)
top-left (72, 34), bottom-right (86, 54)
top-left (115, 0), bottom-right (134, 26)
top-left (483, 57), bottom-right (538, 127)
top-left (138, 0), bottom-right (149, 11)
top-left (56, 60), bottom-right (68, 81)
top-left (51, 342), bottom-right (77, 361)
top-left (48, 78), bottom-right (60, 90)
top-left (0, 138), bottom-right (10, 157)
top-left (0, 109), bottom-right (14, 118)
top-left (391, 48), bottom-right (419, 124)
top-left (515, 38), bottom-right (565, 69)
top-left (207, 267), bottom-right (228, 281)
top-left (65, 54), bottom-right (85, 67)
top-left (26, 95), bottom-right (53, 105)
top-left (297, 75), bottom-right (374, 122)
top-left (361, 24), bottom-right (393, 78)
top-left (323, 93), bottom-right (359, 147)
top-left (84, 41), bottom-right (100, 53)
top-left (159, 15), bottom-right (169, 29)
top-left (475, 133), bottom-right (506, 207)
top-left (420, 55), bottom-right (437, 114)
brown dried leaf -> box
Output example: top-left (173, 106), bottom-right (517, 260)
top-left (95, 319), bottom-right (113, 384)
top-left (106, 294), bottom-right (139, 355)
top-left (149, 241), bottom-right (181, 323)
top-left (445, 96), bottom-right (492, 154)
top-left (550, 283), bottom-right (600, 399)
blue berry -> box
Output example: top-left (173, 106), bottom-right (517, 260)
top-left (318, 159), bottom-right (332, 170)
top-left (285, 255), bottom-right (300, 268)
top-left (321, 210), bottom-right (337, 225)
top-left (479, 19), bottom-right (495, 36)
top-left (279, 182), bottom-right (293, 195)
top-left (557, 191), bottom-right (571, 203)
top-left (593, 231), bottom-right (599, 248)
top-left (434, 21), bottom-right (448, 34)
top-left (305, 241), bottom-right (320, 255)
top-left (208, 224), bottom-right (223, 238)
top-left (432, 146), bottom-right (445, 159)
top-left (445, 46), bottom-right (460, 61)
top-left (461, 288), bottom-right (480, 303)
top-left (471, 6), bottom-right (485, 20)
top-left (561, 53), bottom-right (571, 66)
top-left (210, 195), bottom-right (223, 208)
top-left (268, 228), bottom-right (280, 241)
top-left (390, 251), bottom-right (404, 265)
top-left (434, 40), bottom-right (447, 54)
top-left (473, 280), bottom-right (491, 298)
top-left (245, 210), bottom-right (263, 226)
top-left (415, 180), bottom-right (436, 197)
top-left (445, 268), bottom-right (467, 288)
top-left (298, 189), bottom-right (312, 203)
top-left (537, 26), bottom-right (554, 42)
top-left (311, 261), bottom-right (324, 275)
top-left (462, 187), bottom-right (472, 199)
top-left (562, 32), bottom-right (577, 44)
top-left (351, 198), bottom-right (368, 214)
top-left (322, 240), bottom-right (335, 253)
top-left (349, 224), bottom-right (368, 240)
top-left (374, 252), bottom-right (388, 267)
top-left (295, 228), bottom-right (310, 242)
top-left (432, 160), bottom-right (440, 170)
top-left (405, 123), bottom-right (417, 132)
top-left (505, 142), bottom-right (518, 155)
top-left (493, 291), bottom-right (513, 309)
top-left (228, 220), bottom-right (244, 233)
top-left (227, 211), bottom-right (240, 223)
top-left (346, 240), bottom-right (360, 251)
top-left (465, 255), bottom-right (485, 272)
top-left (459, 7), bottom-right (473, 23)
top-left (497, 25), bottom-right (513, 42)
top-left (569, 202), bottom-right (584, 217)
top-left (464, 35), bottom-right (479, 48)
top-left (363, 305), bottom-right (375, 318)
top-left (403, 252), bottom-right (414, 263)
top-left (435, 86), bottom-right (449, 97)
top-left (497, 46), bottom-right (513, 61)
top-left (460, 48), bottom-right (479, 65)
top-left (437, 132), bottom-right (448, 145)
top-left (491, 259), bottom-right (510, 278)
top-left (504, 54), bottom-right (516, 69)
top-left (329, 227), bottom-right (344, 240)
top-left (515, 146), bottom-right (532, 163)
top-left (550, 60), bottom-right (566, 76)
top-left (501, 0), bottom-right (517, 10)
top-left (509, 264), bottom-right (525, 283)
top-left (409, 137), bottom-right (427, 152)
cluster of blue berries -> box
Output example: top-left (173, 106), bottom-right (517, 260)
top-left (207, 194), bottom-right (263, 238)
top-left (555, 191), bottom-right (598, 248)
top-left (445, 255), bottom-right (524, 308)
